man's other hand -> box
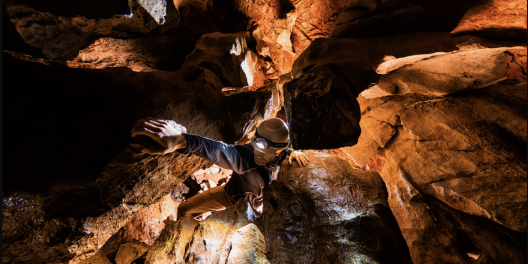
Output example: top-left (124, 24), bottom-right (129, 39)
top-left (289, 151), bottom-right (309, 167)
top-left (131, 117), bottom-right (188, 155)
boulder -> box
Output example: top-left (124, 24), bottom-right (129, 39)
top-left (255, 150), bottom-right (412, 264)
top-left (375, 46), bottom-right (527, 96)
top-left (145, 200), bottom-right (268, 263)
top-left (344, 79), bottom-right (527, 262)
top-left (290, 33), bottom-right (460, 96)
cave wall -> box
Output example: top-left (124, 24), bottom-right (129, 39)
top-left (2, 0), bottom-right (526, 263)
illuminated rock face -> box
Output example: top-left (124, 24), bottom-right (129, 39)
top-left (3, 0), bottom-right (527, 263)
top-left (234, 0), bottom-right (347, 74)
top-left (145, 201), bottom-right (267, 264)
top-left (255, 151), bottom-right (412, 264)
top-left (331, 0), bottom-right (527, 42)
top-left (344, 72), bottom-right (527, 263)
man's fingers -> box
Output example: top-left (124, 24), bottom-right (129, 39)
top-left (296, 158), bottom-right (302, 167)
top-left (141, 146), bottom-right (166, 155)
top-left (147, 119), bottom-right (168, 128)
top-left (151, 119), bottom-right (168, 125)
top-left (302, 155), bottom-right (309, 166)
top-left (144, 123), bottom-right (162, 132)
top-left (145, 117), bottom-right (169, 127)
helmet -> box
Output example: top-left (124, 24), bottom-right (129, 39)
top-left (251, 118), bottom-right (289, 154)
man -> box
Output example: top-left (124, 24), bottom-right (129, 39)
top-left (131, 117), bottom-right (309, 219)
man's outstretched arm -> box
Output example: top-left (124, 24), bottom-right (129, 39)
top-left (131, 117), bottom-right (252, 173)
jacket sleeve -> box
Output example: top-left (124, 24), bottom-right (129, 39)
top-left (177, 133), bottom-right (254, 174)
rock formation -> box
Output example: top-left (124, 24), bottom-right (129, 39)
top-left (3, 0), bottom-right (526, 263)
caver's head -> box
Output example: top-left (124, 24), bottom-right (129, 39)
top-left (251, 118), bottom-right (289, 165)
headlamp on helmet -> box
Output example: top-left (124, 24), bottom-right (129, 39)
top-left (252, 130), bottom-right (289, 151)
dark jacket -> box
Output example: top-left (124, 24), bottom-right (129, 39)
top-left (178, 133), bottom-right (292, 214)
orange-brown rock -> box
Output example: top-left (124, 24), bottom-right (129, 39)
top-left (66, 33), bottom-right (196, 72)
top-left (291, 33), bottom-right (460, 96)
top-left (5, 2), bottom-right (149, 61)
top-left (375, 46), bottom-right (527, 96)
top-left (235, 0), bottom-right (347, 74)
top-left (344, 80), bottom-right (527, 262)
top-left (145, 200), bottom-right (268, 263)
top-left (451, 0), bottom-right (527, 42)
top-left (331, 0), bottom-right (527, 42)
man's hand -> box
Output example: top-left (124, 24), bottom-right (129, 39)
top-left (289, 151), bottom-right (310, 167)
top-left (131, 117), bottom-right (188, 155)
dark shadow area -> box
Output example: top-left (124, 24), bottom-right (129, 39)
top-left (334, 0), bottom-right (498, 38)
top-left (9, 0), bottom-right (131, 19)
top-left (2, 3), bottom-right (45, 58)
top-left (3, 53), bottom-right (150, 193)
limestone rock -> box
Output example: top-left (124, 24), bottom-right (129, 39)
top-left (345, 80), bottom-right (527, 262)
top-left (190, 165), bottom-right (232, 187)
top-left (5, 2), bottom-right (150, 61)
top-left (235, 0), bottom-right (347, 74)
top-left (451, 0), bottom-right (527, 42)
top-left (128, 0), bottom-right (180, 33)
top-left (331, 0), bottom-right (527, 42)
top-left (176, 32), bottom-right (254, 88)
top-left (291, 33), bottom-right (460, 96)
top-left (145, 200), bottom-right (268, 263)
top-left (66, 32), bottom-right (197, 72)
top-left (255, 151), bottom-right (412, 264)
top-left (79, 193), bottom-right (184, 264)
top-left (375, 47), bottom-right (527, 96)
